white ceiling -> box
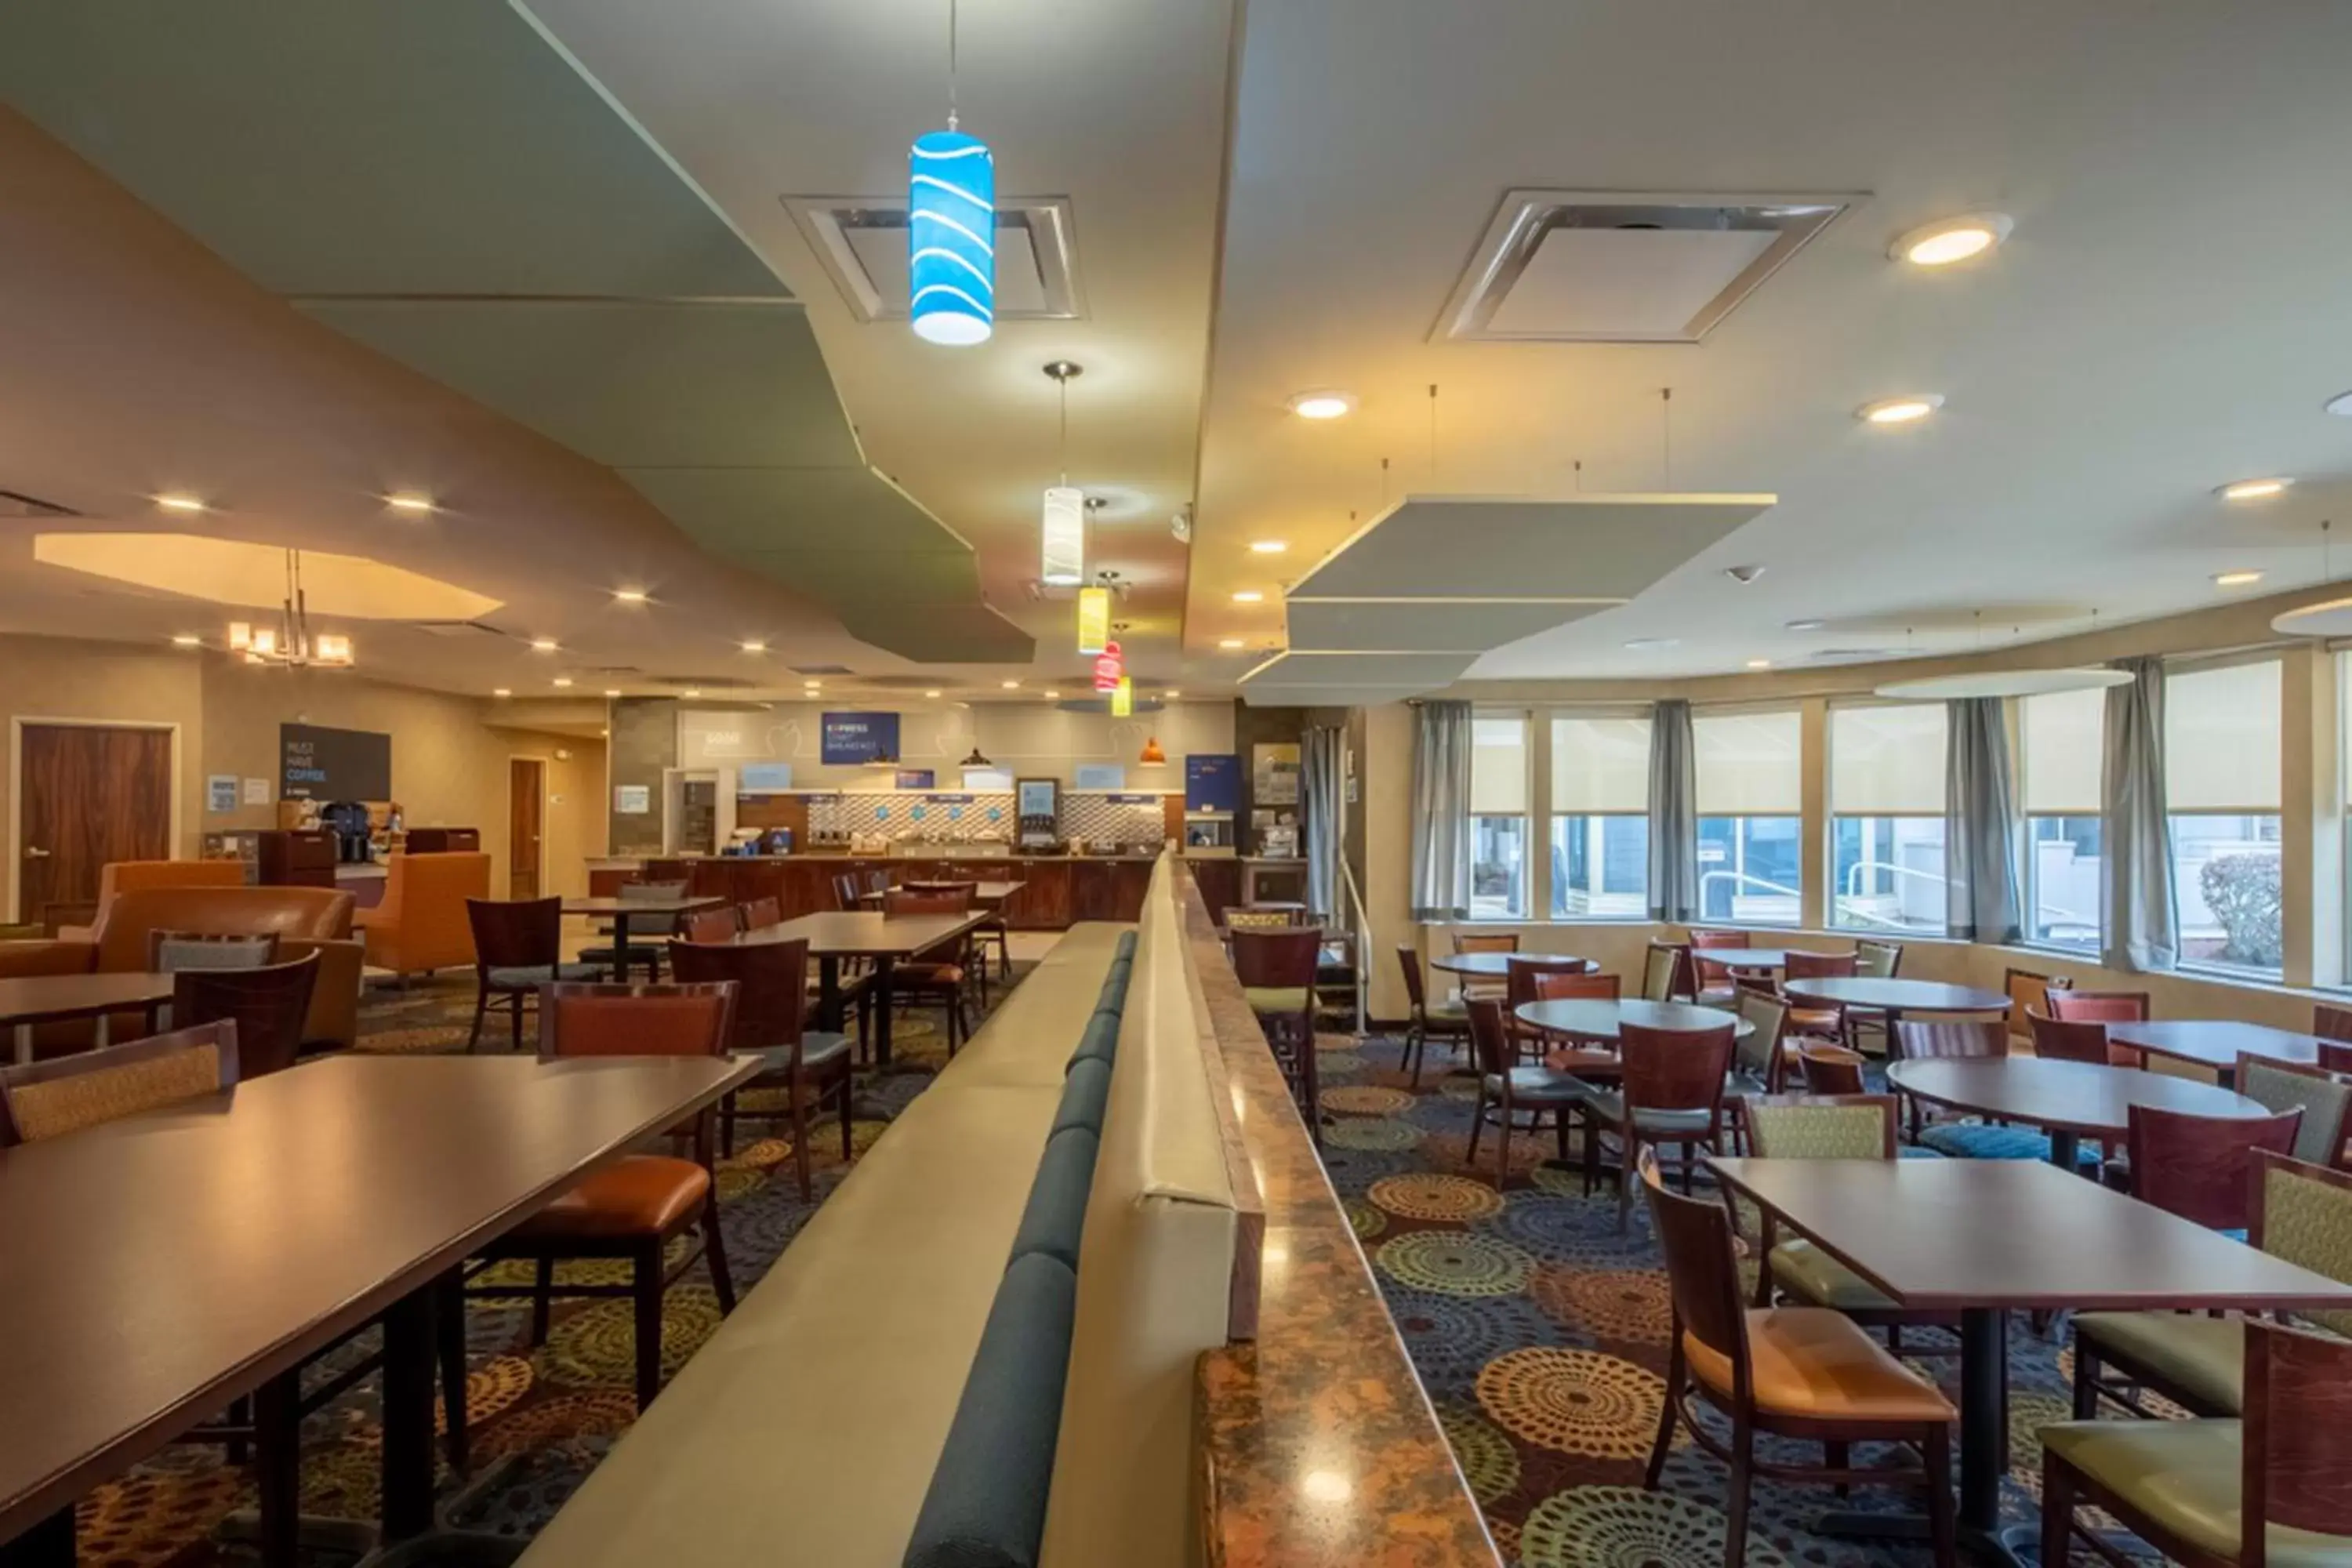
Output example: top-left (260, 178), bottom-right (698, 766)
top-left (1196, 0), bottom-right (2352, 681)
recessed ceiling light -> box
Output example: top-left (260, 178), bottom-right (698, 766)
top-left (155, 493), bottom-right (206, 514)
top-left (529, 638), bottom-right (558, 652)
top-left (682, 688), bottom-right (702, 698)
top-left (1218, 637), bottom-right (1243, 649)
top-left (1001, 680), bottom-right (1021, 689)
top-left (552, 677), bottom-right (573, 688)
top-left (1785, 619), bottom-right (1826, 631)
top-left (2325, 390), bottom-right (2352, 418)
top-left (1746, 658), bottom-right (1773, 670)
top-left (603, 689), bottom-right (621, 698)
top-left (1232, 590), bottom-right (1265, 603)
top-left (1889, 212), bottom-right (2013, 267)
top-left (386, 493), bottom-right (435, 514)
top-left (1045, 690), bottom-right (1062, 699)
top-left (170, 634), bottom-right (201, 648)
top-left (924, 688), bottom-right (942, 699)
top-left (740, 641), bottom-right (766, 654)
top-left (1858, 395), bottom-right (1944, 425)
top-left (1287, 390), bottom-right (1356, 420)
top-left (1623, 637), bottom-right (1679, 651)
top-left (613, 588), bottom-right (648, 604)
top-left (803, 681), bottom-right (821, 691)
top-left (1250, 539), bottom-right (1289, 554)
top-left (1166, 689), bottom-right (1181, 699)
top-left (492, 688), bottom-right (511, 698)
top-left (2218, 477), bottom-right (2292, 502)
top-left (2215, 570), bottom-right (2265, 587)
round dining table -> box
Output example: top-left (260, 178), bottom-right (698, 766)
top-left (1515, 998), bottom-right (1755, 1043)
top-left (1886, 1056), bottom-right (2274, 1171)
top-left (1780, 976), bottom-right (2011, 1020)
top-left (1431, 951), bottom-right (1597, 980)
top-left (1697, 948), bottom-right (1799, 974)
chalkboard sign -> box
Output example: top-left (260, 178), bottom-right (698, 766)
top-left (281, 724), bottom-right (390, 800)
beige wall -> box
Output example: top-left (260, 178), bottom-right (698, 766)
top-left (0, 633), bottom-right (606, 915)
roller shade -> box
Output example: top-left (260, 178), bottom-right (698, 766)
top-left (1694, 710), bottom-right (1800, 815)
top-left (1829, 703), bottom-right (1947, 814)
top-left (2021, 687), bottom-right (2103, 815)
top-left (2165, 659), bottom-right (2280, 811)
top-left (1550, 715), bottom-right (1652, 812)
top-left (1471, 713), bottom-right (1528, 814)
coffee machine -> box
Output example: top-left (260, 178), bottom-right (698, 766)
top-left (318, 800), bottom-right (373, 863)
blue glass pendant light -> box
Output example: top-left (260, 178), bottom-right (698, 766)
top-left (909, 1), bottom-right (993, 346)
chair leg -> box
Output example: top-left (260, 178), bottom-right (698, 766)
top-left (1617, 1132), bottom-right (1637, 1232)
top-left (720, 1092), bottom-right (738, 1161)
top-left (467, 989), bottom-right (488, 1053)
top-left (1404, 1022), bottom-right (1425, 1087)
top-left (1925, 1421), bottom-right (1958, 1568)
top-left (837, 1071), bottom-right (854, 1161)
top-left (702, 1195), bottom-right (736, 1314)
top-left (632, 1243), bottom-right (663, 1411)
top-left (2071, 1338), bottom-right (2101, 1419)
top-left (1722, 1420), bottom-right (1754, 1568)
top-left (529, 1255), bottom-right (554, 1347)
top-left (1826, 1439), bottom-right (1850, 1498)
top-left (510, 992), bottom-right (525, 1055)
top-left (1495, 1093), bottom-right (1515, 1192)
top-left (1465, 1087), bottom-right (1487, 1167)
top-left (1644, 1346), bottom-right (1682, 1488)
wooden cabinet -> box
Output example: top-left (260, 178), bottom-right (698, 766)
top-left (256, 829), bottom-right (336, 890)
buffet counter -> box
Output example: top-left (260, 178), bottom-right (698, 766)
top-left (583, 853), bottom-right (1157, 930)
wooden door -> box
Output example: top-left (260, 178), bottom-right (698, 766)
top-left (17, 724), bottom-right (173, 923)
top-left (508, 758), bottom-right (545, 901)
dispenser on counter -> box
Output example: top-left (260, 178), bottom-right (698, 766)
top-left (1015, 777), bottom-right (1061, 850)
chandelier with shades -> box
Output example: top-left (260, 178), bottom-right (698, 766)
top-left (227, 550), bottom-right (352, 668)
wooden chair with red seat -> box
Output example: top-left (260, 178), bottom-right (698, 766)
top-left (1795, 1044), bottom-right (1869, 1095)
top-left (1528, 969), bottom-right (1624, 1086)
top-left (680, 906), bottom-right (742, 945)
top-left (2316, 1001), bottom-right (2352, 1045)
top-left (1581, 1018), bottom-right (1739, 1230)
top-left (1689, 927), bottom-right (1751, 1005)
top-left (881, 887), bottom-right (977, 1053)
top-left (172, 952), bottom-right (320, 1079)
top-left (467, 983), bottom-right (739, 1410)
top-left (669, 936), bottom-right (852, 1196)
top-left (2003, 967), bottom-right (2067, 1050)
top-left (741, 896), bottom-right (783, 932)
top-left (2047, 988), bottom-right (2153, 1065)
top-left (1780, 949), bottom-right (1858, 1045)
top-left (1233, 926), bottom-right (1324, 1131)
top-left (1890, 1019), bottom-right (2008, 1140)
top-left (2027, 1008), bottom-right (2119, 1065)
top-left (2109, 1102), bottom-right (2304, 1231)
top-left (464, 897), bottom-right (603, 1054)
top-left (1396, 944), bottom-right (1469, 1088)
top-left (1451, 929), bottom-right (1519, 1002)
top-left (1462, 996), bottom-right (1588, 1190)
top-left (1504, 954), bottom-right (1595, 1062)
top-left (1640, 1148), bottom-right (1958, 1568)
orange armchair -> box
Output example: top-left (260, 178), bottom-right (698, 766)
top-left (356, 852), bottom-right (491, 979)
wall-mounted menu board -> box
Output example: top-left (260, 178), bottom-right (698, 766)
top-left (281, 724), bottom-right (390, 800)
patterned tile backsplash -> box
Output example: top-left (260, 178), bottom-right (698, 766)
top-left (806, 792), bottom-right (1168, 848)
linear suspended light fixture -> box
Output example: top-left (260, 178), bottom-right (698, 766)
top-left (909, 0), bottom-right (993, 347)
top-left (1111, 675), bottom-right (1133, 718)
top-left (1076, 583), bottom-right (1110, 654)
top-left (1041, 361), bottom-right (1086, 584)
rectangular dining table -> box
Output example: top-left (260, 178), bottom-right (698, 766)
top-left (0, 971), bottom-right (174, 1065)
top-left (730, 909), bottom-right (989, 1068)
top-left (558, 895), bottom-right (728, 982)
top-left (0, 1052), bottom-right (757, 1567)
top-left (1707, 1156), bottom-right (2352, 1568)
top-left (2104, 1018), bottom-right (2334, 1083)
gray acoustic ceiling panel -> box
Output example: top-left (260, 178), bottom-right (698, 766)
top-left (1282, 599), bottom-right (1613, 653)
top-left (1236, 651), bottom-right (1478, 707)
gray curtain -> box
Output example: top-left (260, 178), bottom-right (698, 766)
top-left (1301, 724), bottom-right (1345, 920)
top-left (2102, 656), bottom-right (2179, 972)
top-left (1409, 701), bottom-right (1473, 924)
top-left (1647, 699), bottom-right (1700, 923)
top-left (1944, 697), bottom-right (2022, 943)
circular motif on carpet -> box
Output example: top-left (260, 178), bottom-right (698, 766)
top-left (78, 1466), bottom-right (249, 1568)
top-left (1436, 1401), bottom-right (1522, 1506)
top-left (1377, 1231), bottom-right (1537, 1298)
top-left (1315, 1032), bottom-right (1357, 1052)
top-left (1486, 1518), bottom-right (1522, 1564)
top-left (1495, 1191), bottom-right (1657, 1262)
top-left (720, 1137), bottom-right (793, 1171)
top-left (1520, 1484), bottom-right (1795, 1568)
top-left (1475, 1348), bottom-right (1671, 1459)
top-left (434, 1355), bottom-right (534, 1436)
top-left (1345, 1199), bottom-right (1388, 1240)
top-left (474, 1389), bottom-right (643, 1463)
top-left (1439, 1074), bottom-right (1487, 1104)
top-left (715, 1165), bottom-right (767, 1203)
top-left (472, 1238), bottom-right (691, 1293)
top-left (1323, 1084), bottom-right (1417, 1116)
top-left (542, 1285), bottom-right (724, 1389)
top-left (355, 1025), bottom-right (471, 1056)
top-left (301, 1444), bottom-right (386, 1518)
top-left (1533, 1266), bottom-right (1675, 1345)
top-left (1421, 1129), bottom-right (1552, 1178)
top-left (1369, 1172), bottom-right (1506, 1222)
top-left (1384, 1288), bottom-right (1565, 1390)
top-left (1316, 1145), bottom-right (1421, 1189)
top-left (1312, 1050), bottom-right (1367, 1077)
top-left (1325, 1117), bottom-right (1426, 1152)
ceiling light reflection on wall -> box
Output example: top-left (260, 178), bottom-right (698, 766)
top-left (2214, 570), bottom-right (2265, 587)
top-left (614, 588), bottom-right (648, 604)
top-left (553, 677), bottom-right (573, 688)
top-left (1250, 540), bottom-right (1288, 554)
top-left (1001, 679), bottom-right (1021, 689)
top-left (1232, 590), bottom-right (1265, 604)
top-left (925, 688), bottom-right (943, 698)
top-left (155, 494), bottom-right (206, 514)
top-left (740, 641), bottom-right (766, 654)
top-left (604, 689), bottom-right (621, 699)
top-left (2219, 477), bottom-right (2292, 502)
top-left (171, 634), bottom-right (200, 648)
top-left (1287, 390), bottom-right (1356, 420)
top-left (386, 494), bottom-right (435, 514)
top-left (1889, 212), bottom-right (2013, 267)
top-left (492, 688), bottom-right (511, 698)
top-left (1858, 395), bottom-right (1944, 425)
top-left (1746, 658), bottom-right (1773, 669)
top-left (1218, 637), bottom-right (1243, 649)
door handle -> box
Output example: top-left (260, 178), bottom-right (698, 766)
top-left (23, 846), bottom-right (49, 859)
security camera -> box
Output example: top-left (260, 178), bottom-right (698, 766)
top-left (1725, 564), bottom-right (1767, 585)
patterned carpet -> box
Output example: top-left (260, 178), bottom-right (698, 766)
top-left (71, 965), bottom-right (1025, 1568)
top-left (1317, 1032), bottom-right (2111, 1568)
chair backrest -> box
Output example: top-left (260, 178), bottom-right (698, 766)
top-left (1893, 1018), bottom-right (2007, 1062)
top-left (1465, 997), bottom-right (1514, 1077)
top-left (2047, 989), bottom-right (2150, 1023)
top-left (1782, 949), bottom-right (1858, 982)
top-left (0, 1021), bottom-right (240, 1145)
top-left (669, 938), bottom-right (809, 1054)
top-left (89, 885), bottom-right (355, 970)
top-left (466, 896), bottom-right (562, 971)
top-left (681, 906), bottom-right (742, 944)
top-left (2027, 1010), bottom-right (2112, 1065)
top-left (1733, 987), bottom-right (1788, 1081)
top-left (1229, 927), bottom-right (1320, 989)
top-left (1796, 1044), bottom-right (1867, 1094)
top-left (98, 860), bottom-right (248, 906)
top-left (863, 869), bottom-right (891, 895)
top-left (2315, 1002), bottom-right (2352, 1045)
top-left (147, 929), bottom-right (280, 972)
top-left (1640, 940), bottom-right (1690, 1003)
top-left (885, 887), bottom-right (972, 917)
top-left (833, 873), bottom-right (862, 911)
top-left (2252, 1151), bottom-right (2352, 1338)
top-left (742, 896), bottom-right (783, 931)
top-left (1225, 906), bottom-right (1300, 930)
top-left (1532, 970), bottom-right (1619, 1003)
top-left (539, 982), bottom-right (738, 1061)
top-left (1618, 1022), bottom-right (1736, 1116)
top-left (1689, 928), bottom-right (1749, 985)
top-left (2324, 1041), bottom-right (2352, 1076)
top-left (2127, 1103), bottom-right (2304, 1230)
top-left (1853, 939), bottom-right (1903, 979)
top-left (1505, 955), bottom-right (1593, 1007)
top-left (1396, 945), bottom-right (1429, 1011)
top-left (1638, 1149), bottom-right (1749, 1386)
top-left (2004, 967), bottom-right (2064, 1042)
top-left (1454, 931), bottom-right (1518, 955)
top-left (1744, 1094), bottom-right (1899, 1160)
top-left (904, 880), bottom-right (976, 895)
top-left (2242, 1320), bottom-right (2352, 1547)
top-left (173, 953), bottom-right (320, 1078)
top-left (2236, 1055), bottom-right (2352, 1169)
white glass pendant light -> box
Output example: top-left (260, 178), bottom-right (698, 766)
top-left (1040, 361), bottom-right (1085, 585)
top-left (909, 0), bottom-right (993, 347)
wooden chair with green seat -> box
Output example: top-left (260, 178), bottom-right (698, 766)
top-left (2043, 1318), bottom-right (2352, 1568)
top-left (1504, 954), bottom-right (1595, 1062)
top-left (1581, 1018), bottom-right (1739, 1230)
top-left (1727, 988), bottom-right (1791, 1144)
top-left (1461, 996), bottom-right (1588, 1192)
top-left (2071, 1145), bottom-right (2342, 1425)
top-left (668, 935), bottom-right (853, 1196)
top-left (1846, 938), bottom-right (1904, 1054)
top-left (1640, 938), bottom-right (1694, 1003)
top-left (1396, 944), bottom-right (1468, 1087)
top-left (1639, 1148), bottom-right (1958, 1568)
top-left (1232, 927), bottom-right (1323, 1131)
top-left (2230, 1054), bottom-right (2351, 1172)
top-left (1743, 1094), bottom-right (1959, 1354)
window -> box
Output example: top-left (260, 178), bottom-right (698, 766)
top-left (1469, 713), bottom-right (1529, 919)
top-left (2165, 659), bottom-right (2282, 976)
top-left (2020, 686), bottom-right (2103, 953)
top-left (1549, 713), bottom-right (1651, 918)
top-left (1693, 710), bottom-right (1802, 926)
top-left (1828, 703), bottom-right (1949, 933)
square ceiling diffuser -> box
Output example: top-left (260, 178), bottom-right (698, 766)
top-left (1435, 190), bottom-right (1856, 343)
top-left (780, 195), bottom-right (1083, 324)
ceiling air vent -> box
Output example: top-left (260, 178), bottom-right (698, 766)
top-left (0, 488), bottom-right (78, 519)
top-left (408, 620), bottom-right (509, 641)
top-left (780, 195), bottom-right (1083, 324)
top-left (789, 663), bottom-right (855, 677)
top-left (1435, 190), bottom-right (1857, 343)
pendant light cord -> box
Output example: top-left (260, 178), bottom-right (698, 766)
top-left (1661, 387), bottom-right (1674, 489)
top-left (1057, 373), bottom-right (1069, 487)
top-left (946, 0), bottom-right (960, 131)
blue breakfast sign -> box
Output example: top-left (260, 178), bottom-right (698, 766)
top-left (821, 710), bottom-right (900, 765)
top-left (1185, 753), bottom-right (1240, 812)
